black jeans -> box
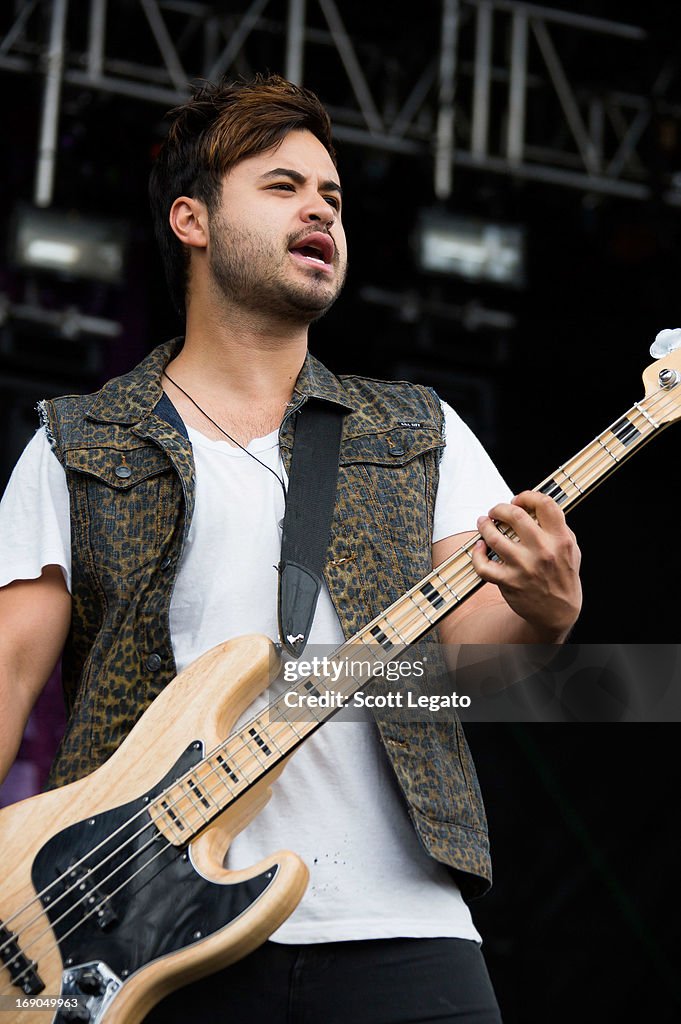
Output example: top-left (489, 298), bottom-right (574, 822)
top-left (144, 937), bottom-right (503, 1023)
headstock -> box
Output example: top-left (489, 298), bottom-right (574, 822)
top-left (641, 328), bottom-right (681, 425)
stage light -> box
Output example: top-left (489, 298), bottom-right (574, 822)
top-left (416, 210), bottom-right (525, 287)
top-left (10, 205), bottom-right (128, 285)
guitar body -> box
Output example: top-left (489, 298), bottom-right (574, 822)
top-left (0, 635), bottom-right (308, 1024)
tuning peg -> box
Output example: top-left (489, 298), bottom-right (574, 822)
top-left (650, 327), bottom-right (681, 358)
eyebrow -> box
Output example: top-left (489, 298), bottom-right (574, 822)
top-left (258, 167), bottom-right (342, 198)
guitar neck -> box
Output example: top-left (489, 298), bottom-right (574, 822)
top-left (152, 387), bottom-right (673, 845)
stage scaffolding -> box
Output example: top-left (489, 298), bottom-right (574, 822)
top-left (1, 0), bottom-right (681, 208)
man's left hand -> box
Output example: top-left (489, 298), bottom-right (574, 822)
top-left (471, 490), bottom-right (582, 642)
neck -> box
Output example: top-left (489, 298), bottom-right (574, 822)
top-left (170, 289), bottom-right (310, 404)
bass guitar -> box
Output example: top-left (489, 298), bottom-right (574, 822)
top-left (1, 342), bottom-right (680, 1023)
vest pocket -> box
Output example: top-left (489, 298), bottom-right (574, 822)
top-left (339, 426), bottom-right (443, 467)
top-left (65, 445), bottom-right (175, 578)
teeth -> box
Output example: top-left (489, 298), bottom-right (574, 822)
top-left (293, 251), bottom-right (325, 264)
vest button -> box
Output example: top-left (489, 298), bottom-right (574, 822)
top-left (115, 463), bottom-right (132, 479)
top-left (389, 445), bottom-right (405, 456)
top-left (160, 556), bottom-right (172, 570)
top-left (146, 653), bottom-right (162, 672)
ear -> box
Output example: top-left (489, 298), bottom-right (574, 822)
top-left (169, 196), bottom-right (208, 249)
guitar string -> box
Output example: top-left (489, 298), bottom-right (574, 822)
top-left (5, 376), bottom-right (673, 940)
top-left (0, 400), bottom-right (664, 1000)
top-left (1, 380), bottom-right (677, 986)
top-left (7, 640), bottom-right (412, 983)
top-left (0, 378), bottom-right (671, 974)
top-left (1, 840), bottom-right (182, 996)
top-left (3, 613), bottom-right (436, 987)
top-left (4, 610), bottom-right (473, 997)
top-left (0, 383), bottom-right (671, 998)
top-left (1, 612), bottom-right (443, 982)
top-left (0, 382), bottom-right (673, 990)
top-left (0, 511), bottom-right (637, 999)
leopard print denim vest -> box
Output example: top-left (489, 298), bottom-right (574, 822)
top-left (39, 339), bottom-right (491, 898)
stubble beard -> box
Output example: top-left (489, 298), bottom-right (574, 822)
top-left (208, 218), bottom-right (346, 325)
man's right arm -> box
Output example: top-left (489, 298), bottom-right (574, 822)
top-left (0, 566), bottom-right (71, 786)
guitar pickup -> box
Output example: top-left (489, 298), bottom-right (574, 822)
top-left (0, 919), bottom-right (45, 994)
top-left (62, 867), bottom-right (119, 931)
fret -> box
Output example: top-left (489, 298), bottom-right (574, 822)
top-left (276, 702), bottom-right (305, 738)
top-left (575, 442), bottom-right (607, 488)
top-left (382, 612), bottom-right (409, 647)
top-left (531, 397), bottom-right (665, 519)
top-left (158, 797), bottom-right (186, 835)
top-left (245, 743), bottom-right (268, 771)
top-left (572, 448), bottom-right (612, 491)
top-left (598, 434), bottom-right (623, 464)
top-left (285, 715), bottom-right (304, 739)
top-left (433, 567), bottom-right (465, 604)
top-left (417, 589), bottom-right (441, 625)
top-left (280, 717), bottom-right (312, 742)
top-left (338, 649), bottom-right (380, 686)
top-left (215, 752), bottom-right (239, 784)
top-left (271, 692), bottom-right (295, 723)
top-left (250, 711), bottom-right (289, 759)
top-left (248, 726), bottom-right (273, 758)
top-left (195, 758), bottom-right (224, 790)
top-left (369, 624), bottom-right (394, 652)
top-left (302, 678), bottom-right (323, 698)
top-left (204, 764), bottom-right (232, 805)
top-left (331, 661), bottom-right (359, 691)
top-left (295, 693), bottom-right (324, 723)
top-left (185, 777), bottom-right (212, 815)
top-left (170, 782), bottom-right (199, 823)
top-left (145, 361), bottom-right (681, 850)
top-left (420, 579), bottom-right (446, 610)
top-left (260, 725), bottom-right (286, 758)
top-left (393, 589), bottom-right (430, 626)
top-left (634, 401), bottom-right (659, 430)
top-left (354, 636), bottom-right (385, 663)
top-left (557, 466), bottom-right (584, 494)
top-left (221, 741), bottom-right (256, 784)
top-left (611, 415), bottom-right (641, 447)
top-left (244, 730), bottom-right (270, 769)
top-left (450, 571), bottom-right (481, 602)
top-left (561, 455), bottom-right (584, 484)
top-left (538, 477), bottom-right (569, 505)
top-left (545, 443), bottom-right (608, 505)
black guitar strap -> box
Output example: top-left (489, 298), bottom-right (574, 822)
top-left (278, 400), bottom-right (345, 659)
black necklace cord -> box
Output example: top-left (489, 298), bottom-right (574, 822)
top-left (162, 369), bottom-right (287, 500)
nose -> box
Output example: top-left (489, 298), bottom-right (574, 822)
top-left (302, 192), bottom-right (336, 227)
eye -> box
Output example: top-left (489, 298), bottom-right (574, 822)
top-left (268, 182), bottom-right (295, 192)
top-left (324, 196), bottom-right (340, 210)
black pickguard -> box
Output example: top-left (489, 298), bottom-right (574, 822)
top-left (31, 744), bottom-right (277, 981)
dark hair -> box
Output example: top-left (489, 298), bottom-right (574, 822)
top-left (149, 73), bottom-right (336, 316)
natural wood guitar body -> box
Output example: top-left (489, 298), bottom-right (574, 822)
top-left (0, 635), bottom-right (308, 1024)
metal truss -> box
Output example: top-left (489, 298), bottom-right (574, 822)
top-left (2, 0), bottom-right (681, 207)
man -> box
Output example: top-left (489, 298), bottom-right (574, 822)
top-left (0, 75), bottom-right (581, 1022)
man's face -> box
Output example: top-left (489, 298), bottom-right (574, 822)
top-left (206, 129), bottom-right (347, 323)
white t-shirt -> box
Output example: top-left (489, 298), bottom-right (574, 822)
top-left (0, 401), bottom-right (511, 944)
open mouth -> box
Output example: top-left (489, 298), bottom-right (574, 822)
top-left (288, 232), bottom-right (335, 271)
